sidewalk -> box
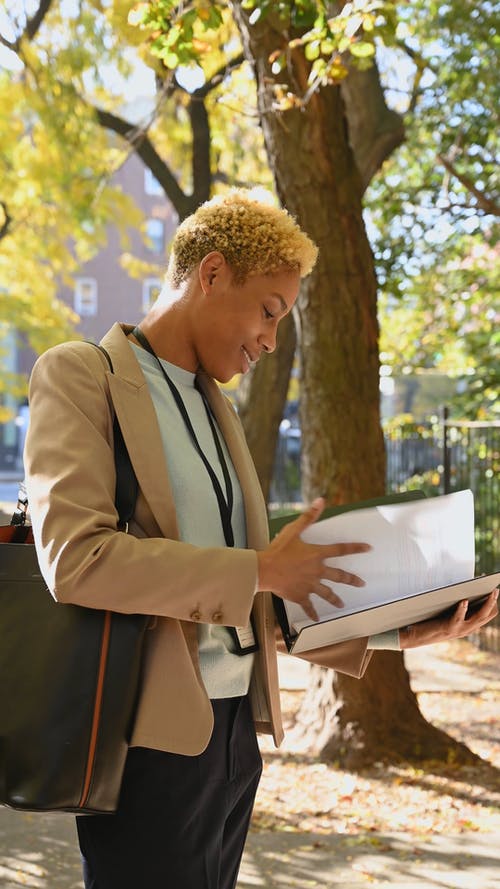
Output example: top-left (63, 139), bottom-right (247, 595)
top-left (1, 808), bottom-right (499, 889)
top-left (1, 648), bottom-right (499, 888)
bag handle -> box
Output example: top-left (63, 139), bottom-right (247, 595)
top-left (12, 343), bottom-right (138, 532)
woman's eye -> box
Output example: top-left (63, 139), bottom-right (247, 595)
top-left (264, 307), bottom-right (274, 319)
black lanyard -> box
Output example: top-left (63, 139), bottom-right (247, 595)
top-left (132, 327), bottom-right (234, 548)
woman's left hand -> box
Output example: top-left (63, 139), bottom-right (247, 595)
top-left (399, 587), bottom-right (499, 649)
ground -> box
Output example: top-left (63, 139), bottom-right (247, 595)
top-left (253, 639), bottom-right (500, 838)
top-left (0, 638), bottom-right (498, 888)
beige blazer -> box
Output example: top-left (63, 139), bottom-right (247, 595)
top-left (25, 323), bottom-right (372, 755)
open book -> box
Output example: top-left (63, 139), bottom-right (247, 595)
top-left (271, 490), bottom-right (500, 654)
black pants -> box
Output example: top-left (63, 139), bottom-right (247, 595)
top-left (76, 696), bottom-right (262, 889)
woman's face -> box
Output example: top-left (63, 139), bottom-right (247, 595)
top-left (193, 262), bottom-right (301, 383)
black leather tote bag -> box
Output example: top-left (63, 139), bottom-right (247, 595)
top-left (0, 346), bottom-right (148, 814)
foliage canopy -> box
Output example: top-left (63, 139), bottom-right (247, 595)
top-left (0, 0), bottom-right (498, 417)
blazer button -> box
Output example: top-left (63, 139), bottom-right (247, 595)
top-left (191, 610), bottom-right (202, 621)
top-left (212, 611), bottom-right (223, 622)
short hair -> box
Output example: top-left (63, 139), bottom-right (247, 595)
top-left (166, 189), bottom-right (318, 287)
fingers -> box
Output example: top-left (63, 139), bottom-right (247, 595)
top-left (293, 497), bottom-right (326, 533)
top-left (321, 565), bottom-right (366, 588)
top-left (264, 498), bottom-right (371, 607)
top-left (465, 588), bottom-right (499, 625)
top-left (486, 587), bottom-right (499, 609)
top-left (315, 581), bottom-right (345, 609)
top-left (449, 589), bottom-right (499, 634)
top-left (301, 597), bottom-right (319, 622)
top-left (322, 541), bottom-right (372, 557)
top-left (292, 581), bottom-right (347, 623)
top-left (295, 583), bottom-right (344, 622)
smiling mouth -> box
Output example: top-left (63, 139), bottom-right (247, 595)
top-left (242, 346), bottom-right (257, 369)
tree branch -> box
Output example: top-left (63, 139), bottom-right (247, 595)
top-left (187, 96), bottom-right (211, 208)
top-left (340, 62), bottom-right (405, 193)
top-left (93, 106), bottom-right (194, 220)
top-left (395, 40), bottom-right (437, 116)
top-left (0, 200), bottom-right (12, 241)
top-left (25, 0), bottom-right (54, 42)
top-left (437, 154), bottom-right (500, 217)
top-left (0, 32), bottom-right (16, 52)
top-left (195, 52), bottom-right (245, 98)
top-left (181, 58), bottom-right (247, 207)
top-left (0, 0), bottom-right (55, 53)
top-left (155, 54), bottom-right (245, 208)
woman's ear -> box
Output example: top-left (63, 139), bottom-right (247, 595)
top-left (199, 251), bottom-right (226, 294)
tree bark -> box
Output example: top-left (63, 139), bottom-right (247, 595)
top-left (233, 2), bottom-right (474, 766)
top-left (237, 311), bottom-right (296, 503)
top-left (291, 654), bottom-right (479, 767)
top-left (340, 62), bottom-right (405, 194)
top-left (233, 5), bottom-right (385, 505)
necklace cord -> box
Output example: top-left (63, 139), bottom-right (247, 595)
top-left (132, 327), bottom-right (234, 547)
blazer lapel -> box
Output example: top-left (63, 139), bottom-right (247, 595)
top-left (100, 323), bottom-right (180, 540)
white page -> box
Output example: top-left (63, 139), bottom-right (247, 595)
top-left (287, 490), bottom-right (475, 632)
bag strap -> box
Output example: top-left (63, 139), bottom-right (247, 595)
top-left (91, 343), bottom-right (138, 530)
top-left (12, 342), bottom-right (138, 532)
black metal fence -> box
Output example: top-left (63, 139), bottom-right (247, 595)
top-left (385, 412), bottom-right (500, 651)
top-left (385, 411), bottom-right (500, 576)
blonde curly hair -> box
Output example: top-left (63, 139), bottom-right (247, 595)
top-left (166, 189), bottom-right (318, 286)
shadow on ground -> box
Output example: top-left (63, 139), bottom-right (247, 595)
top-left (1, 807), bottom-right (500, 889)
top-left (0, 809), bottom-right (82, 889)
top-left (241, 827), bottom-right (500, 888)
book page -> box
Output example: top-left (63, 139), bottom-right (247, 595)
top-left (286, 490), bottom-right (475, 632)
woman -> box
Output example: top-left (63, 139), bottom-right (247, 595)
top-left (25, 190), bottom-right (498, 889)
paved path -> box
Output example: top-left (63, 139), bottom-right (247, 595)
top-left (1, 650), bottom-right (499, 888)
top-left (1, 807), bottom-right (499, 888)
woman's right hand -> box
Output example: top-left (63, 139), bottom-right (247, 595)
top-left (256, 497), bottom-right (371, 622)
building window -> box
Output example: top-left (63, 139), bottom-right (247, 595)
top-left (142, 279), bottom-right (162, 314)
top-left (144, 169), bottom-right (163, 196)
top-left (74, 278), bottom-right (98, 316)
top-left (146, 218), bottom-right (164, 254)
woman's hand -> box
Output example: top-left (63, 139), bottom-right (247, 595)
top-left (399, 587), bottom-right (499, 649)
top-left (257, 497), bottom-right (371, 622)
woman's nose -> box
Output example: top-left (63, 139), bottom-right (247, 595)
top-left (259, 327), bottom-right (277, 354)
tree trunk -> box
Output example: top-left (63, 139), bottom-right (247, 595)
top-left (290, 654), bottom-right (478, 767)
top-left (233, 5), bottom-right (384, 505)
top-left (237, 312), bottom-right (296, 502)
top-left (233, 2), bottom-right (475, 766)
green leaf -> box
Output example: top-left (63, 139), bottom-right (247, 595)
top-left (304, 40), bottom-right (321, 61)
top-left (307, 57), bottom-right (327, 84)
top-left (349, 40), bottom-right (376, 57)
top-left (206, 6), bottom-right (224, 29)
